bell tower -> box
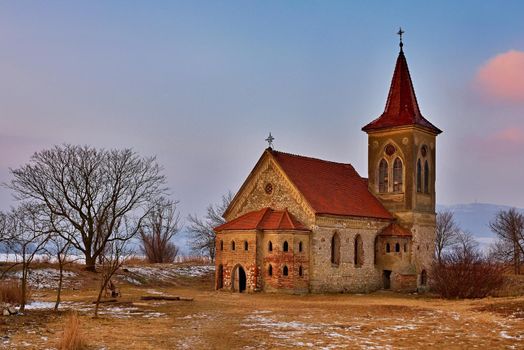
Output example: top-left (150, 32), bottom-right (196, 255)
top-left (362, 30), bottom-right (442, 272)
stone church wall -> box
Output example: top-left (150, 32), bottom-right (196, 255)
top-left (260, 231), bottom-right (310, 293)
top-left (309, 216), bottom-right (390, 293)
top-left (215, 231), bottom-right (259, 292)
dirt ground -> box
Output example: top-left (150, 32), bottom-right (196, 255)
top-left (1, 264), bottom-right (524, 349)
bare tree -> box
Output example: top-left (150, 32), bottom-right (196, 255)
top-left (435, 211), bottom-right (459, 264)
top-left (94, 237), bottom-right (130, 318)
top-left (5, 204), bottom-right (51, 311)
top-left (489, 208), bottom-right (524, 274)
top-left (7, 144), bottom-right (167, 271)
top-left (187, 192), bottom-right (232, 261)
top-left (139, 198), bottom-right (181, 263)
top-left (46, 233), bottom-right (75, 311)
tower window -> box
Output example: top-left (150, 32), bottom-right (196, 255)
top-left (386, 243), bottom-right (391, 253)
top-left (231, 241), bottom-right (235, 251)
top-left (220, 240), bottom-right (223, 251)
top-left (379, 159), bottom-right (389, 193)
top-left (299, 265), bottom-right (303, 277)
top-left (268, 264), bottom-right (273, 276)
top-left (244, 241), bottom-right (248, 251)
top-left (395, 242), bottom-right (400, 252)
top-left (393, 158), bottom-right (403, 192)
top-left (268, 241), bottom-right (273, 252)
top-left (283, 265), bottom-right (289, 276)
top-left (283, 241), bottom-right (289, 252)
top-left (331, 232), bottom-right (341, 266)
top-left (424, 160), bottom-right (430, 194)
top-left (416, 159), bottom-right (422, 192)
top-left (298, 241), bottom-right (303, 252)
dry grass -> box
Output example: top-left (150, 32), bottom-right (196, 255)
top-left (0, 279), bottom-right (29, 304)
top-left (176, 255), bottom-right (211, 264)
top-left (58, 311), bottom-right (87, 350)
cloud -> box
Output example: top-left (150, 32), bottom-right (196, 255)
top-left (466, 127), bottom-right (524, 159)
top-left (475, 50), bottom-right (524, 103)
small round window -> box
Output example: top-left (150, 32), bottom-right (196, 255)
top-left (385, 144), bottom-right (396, 156)
top-left (421, 145), bottom-right (428, 157)
top-left (264, 183), bottom-right (273, 194)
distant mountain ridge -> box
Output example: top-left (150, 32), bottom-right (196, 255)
top-left (437, 202), bottom-right (524, 248)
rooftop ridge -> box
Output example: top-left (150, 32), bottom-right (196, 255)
top-left (269, 149), bottom-right (354, 168)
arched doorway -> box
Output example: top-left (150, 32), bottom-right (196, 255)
top-left (232, 265), bottom-right (247, 293)
top-left (216, 264), bottom-right (223, 290)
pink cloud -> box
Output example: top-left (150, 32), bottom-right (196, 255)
top-left (465, 127), bottom-right (524, 159)
top-left (475, 50), bottom-right (524, 103)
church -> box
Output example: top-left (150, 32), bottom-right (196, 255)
top-left (214, 35), bottom-right (442, 293)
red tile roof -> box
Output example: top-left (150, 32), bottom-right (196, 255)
top-left (214, 207), bottom-right (309, 232)
top-left (362, 50), bottom-right (442, 135)
top-left (378, 223), bottom-right (412, 237)
top-left (269, 150), bottom-right (393, 220)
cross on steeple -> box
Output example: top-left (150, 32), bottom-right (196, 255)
top-left (397, 27), bottom-right (404, 52)
top-left (265, 132), bottom-right (275, 149)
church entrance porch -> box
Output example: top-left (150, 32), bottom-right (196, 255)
top-left (232, 265), bottom-right (247, 292)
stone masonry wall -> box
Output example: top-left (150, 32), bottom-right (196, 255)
top-left (260, 231), bottom-right (310, 293)
top-left (215, 231), bottom-right (258, 292)
top-left (309, 216), bottom-right (390, 293)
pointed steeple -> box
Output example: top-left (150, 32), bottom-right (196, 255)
top-left (362, 43), bottom-right (442, 135)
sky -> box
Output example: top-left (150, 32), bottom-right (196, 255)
top-left (0, 1), bottom-right (524, 223)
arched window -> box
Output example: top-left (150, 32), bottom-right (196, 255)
top-left (298, 265), bottom-right (303, 277)
top-left (386, 243), bottom-right (391, 253)
top-left (268, 264), bottom-right (273, 276)
top-left (231, 241), bottom-right (235, 251)
top-left (220, 240), bottom-right (223, 251)
top-left (354, 234), bottom-right (363, 267)
top-left (424, 160), bottom-right (430, 193)
top-left (420, 270), bottom-right (427, 286)
top-left (416, 159), bottom-right (422, 192)
top-left (244, 241), bottom-right (248, 251)
top-left (393, 158), bottom-right (403, 192)
top-left (379, 159), bottom-right (389, 193)
top-left (395, 242), bottom-right (400, 252)
top-left (268, 241), bottom-right (273, 252)
top-left (283, 241), bottom-right (289, 252)
top-left (283, 265), bottom-right (288, 276)
top-left (298, 241), bottom-right (303, 252)
top-left (331, 232), bottom-right (340, 266)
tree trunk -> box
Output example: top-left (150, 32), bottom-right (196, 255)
top-left (20, 266), bottom-right (27, 312)
top-left (55, 263), bottom-right (63, 311)
top-left (85, 254), bottom-right (97, 272)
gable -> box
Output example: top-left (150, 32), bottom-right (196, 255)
top-left (224, 150), bottom-right (316, 226)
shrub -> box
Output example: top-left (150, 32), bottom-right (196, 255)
top-left (0, 280), bottom-right (30, 305)
top-left (431, 249), bottom-right (505, 299)
top-left (58, 311), bottom-right (86, 350)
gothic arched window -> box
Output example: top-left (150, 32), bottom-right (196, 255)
top-left (354, 234), bottom-right (364, 267)
top-left (283, 241), bottom-right (289, 252)
top-left (283, 265), bottom-right (289, 276)
top-left (393, 158), bottom-right (403, 192)
top-left (386, 243), bottom-right (391, 253)
top-left (424, 160), bottom-right (430, 194)
top-left (244, 241), bottom-right (248, 251)
top-left (395, 242), bottom-right (400, 252)
top-left (268, 241), bottom-right (273, 252)
top-left (416, 159), bottom-right (422, 193)
top-left (268, 264), bottom-right (273, 276)
top-left (379, 159), bottom-right (389, 193)
top-left (231, 241), bottom-right (235, 251)
top-left (331, 232), bottom-right (340, 266)
top-left (298, 241), bottom-right (303, 253)
top-left (299, 265), bottom-right (303, 277)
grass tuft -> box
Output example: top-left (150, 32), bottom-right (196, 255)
top-left (58, 311), bottom-right (87, 350)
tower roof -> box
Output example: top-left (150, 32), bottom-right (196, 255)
top-left (362, 49), bottom-right (442, 135)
